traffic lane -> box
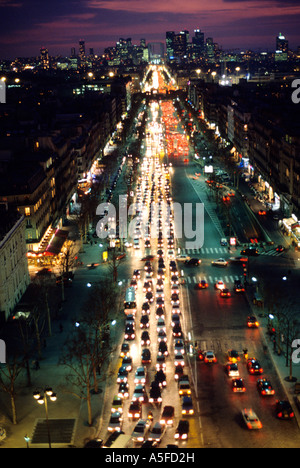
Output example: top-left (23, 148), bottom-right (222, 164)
top-left (186, 279), bottom-right (300, 447)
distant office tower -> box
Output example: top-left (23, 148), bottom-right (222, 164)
top-left (89, 48), bottom-right (94, 56)
top-left (275, 32), bottom-right (288, 61)
top-left (40, 47), bottom-right (50, 69)
top-left (71, 47), bottom-right (76, 57)
top-left (193, 29), bottom-right (205, 56)
top-left (173, 31), bottom-right (189, 60)
top-left (79, 40), bottom-right (86, 59)
top-left (166, 31), bottom-right (175, 60)
top-left (140, 38), bottom-right (146, 48)
top-left (205, 37), bottom-right (215, 61)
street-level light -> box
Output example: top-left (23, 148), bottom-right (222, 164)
top-left (33, 387), bottom-right (57, 448)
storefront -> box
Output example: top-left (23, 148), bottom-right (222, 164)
top-left (282, 215), bottom-right (300, 247)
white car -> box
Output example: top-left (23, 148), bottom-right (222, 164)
top-left (220, 238), bottom-right (228, 246)
top-left (215, 280), bottom-right (225, 290)
top-left (134, 366), bottom-right (146, 384)
top-left (241, 408), bottom-right (262, 430)
top-left (212, 258), bottom-right (228, 267)
top-left (203, 350), bottom-right (217, 363)
top-left (131, 419), bottom-right (151, 442)
top-left (226, 362), bottom-right (239, 377)
top-left (176, 254), bottom-right (191, 262)
top-left (147, 422), bottom-right (166, 444)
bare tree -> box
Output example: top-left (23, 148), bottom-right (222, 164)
top-left (0, 356), bottom-right (24, 425)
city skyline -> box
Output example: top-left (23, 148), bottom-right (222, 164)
top-left (0, 0), bottom-right (300, 59)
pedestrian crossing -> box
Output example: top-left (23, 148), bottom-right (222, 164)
top-left (131, 245), bottom-right (284, 258)
top-left (184, 274), bottom-right (241, 285)
top-left (195, 339), bottom-right (258, 357)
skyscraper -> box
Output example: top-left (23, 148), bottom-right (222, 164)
top-left (275, 33), bottom-right (288, 61)
top-left (192, 29), bottom-right (205, 56)
top-left (40, 47), bottom-right (50, 69)
top-left (166, 31), bottom-right (175, 60)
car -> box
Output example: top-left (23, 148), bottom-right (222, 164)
top-left (143, 281), bottom-right (152, 292)
top-left (128, 401), bottom-right (142, 420)
top-left (132, 384), bottom-right (147, 403)
top-left (203, 350), bottom-right (217, 363)
top-left (130, 279), bottom-right (138, 289)
top-left (118, 381), bottom-right (129, 399)
top-left (156, 297), bottom-right (164, 308)
top-left (160, 406), bottom-right (175, 426)
top-left (111, 396), bottom-right (123, 413)
top-left (181, 396), bottom-right (194, 415)
top-left (176, 254), bottom-right (191, 262)
top-left (220, 238), bottom-right (228, 246)
top-left (125, 314), bottom-right (135, 328)
top-left (247, 358), bottom-right (263, 375)
top-left (145, 291), bottom-right (154, 303)
top-left (156, 354), bottom-right (166, 371)
top-left (157, 318), bottom-right (166, 332)
top-left (108, 411), bottom-right (123, 432)
top-left (220, 288), bottom-right (231, 298)
top-left (229, 256), bottom-right (248, 263)
top-left (122, 355), bottom-right (133, 372)
top-left (147, 422), bottom-right (166, 444)
top-left (120, 342), bottom-right (130, 358)
top-left (156, 306), bottom-right (165, 320)
top-left (124, 324), bottom-right (135, 340)
top-left (234, 280), bottom-right (245, 293)
top-left (174, 339), bottom-right (185, 355)
top-left (174, 365), bottom-right (184, 381)
top-left (227, 349), bottom-right (240, 363)
top-left (276, 245), bottom-right (285, 253)
top-left (178, 377), bottom-right (191, 396)
top-left (134, 366), bottom-right (146, 384)
top-left (141, 331), bottom-right (151, 346)
top-left (257, 378), bottom-right (275, 396)
top-left (241, 248), bottom-right (259, 257)
top-left (241, 408), bottom-right (262, 430)
top-left (141, 348), bottom-right (151, 364)
top-left (140, 314), bottom-right (150, 329)
top-left (157, 329), bottom-right (167, 342)
top-left (171, 293), bottom-right (180, 305)
top-left (174, 420), bottom-right (189, 440)
top-left (215, 280), bottom-right (225, 290)
top-left (171, 283), bottom-right (180, 294)
top-left (155, 369), bottom-right (167, 388)
top-left (195, 280), bottom-right (208, 290)
top-left (171, 314), bottom-right (181, 327)
top-left (185, 258), bottom-right (201, 266)
top-left (247, 316), bottom-right (259, 328)
top-left (174, 352), bottom-right (185, 367)
top-left (275, 400), bottom-right (294, 419)
top-left (226, 362), bottom-right (239, 377)
top-left (212, 258), bottom-right (228, 267)
top-left (142, 302), bottom-right (150, 315)
top-left (117, 366), bottom-right (128, 383)
top-left (156, 287), bottom-right (164, 298)
top-left (133, 269), bottom-right (141, 279)
top-left (131, 419), bottom-right (151, 443)
top-left (258, 210), bottom-right (267, 216)
top-left (172, 304), bottom-right (181, 315)
top-left (172, 323), bottom-right (183, 338)
top-left (232, 378), bottom-right (246, 393)
top-left (149, 381), bottom-right (162, 404)
top-left (171, 275), bottom-right (179, 285)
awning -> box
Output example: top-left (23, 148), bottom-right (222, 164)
top-left (44, 229), bottom-right (68, 256)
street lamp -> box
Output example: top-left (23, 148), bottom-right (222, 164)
top-left (33, 387), bottom-right (57, 448)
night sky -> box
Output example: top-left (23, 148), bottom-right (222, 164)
top-left (0, 0), bottom-right (300, 59)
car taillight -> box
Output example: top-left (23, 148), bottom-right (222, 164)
top-left (290, 412), bottom-right (294, 418)
top-left (277, 412), bottom-right (282, 418)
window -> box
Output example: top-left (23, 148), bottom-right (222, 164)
top-left (25, 207), bottom-right (30, 216)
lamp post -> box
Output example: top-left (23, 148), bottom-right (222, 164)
top-left (33, 387), bottom-right (57, 448)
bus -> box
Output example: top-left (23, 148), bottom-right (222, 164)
top-left (124, 287), bottom-right (137, 316)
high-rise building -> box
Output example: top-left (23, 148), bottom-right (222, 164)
top-left (40, 47), bottom-right (50, 69)
top-left (173, 31), bottom-right (189, 60)
top-left (193, 29), bottom-right (205, 56)
top-left (166, 31), bottom-right (175, 60)
top-left (79, 40), bottom-right (86, 59)
top-left (275, 32), bottom-right (288, 61)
